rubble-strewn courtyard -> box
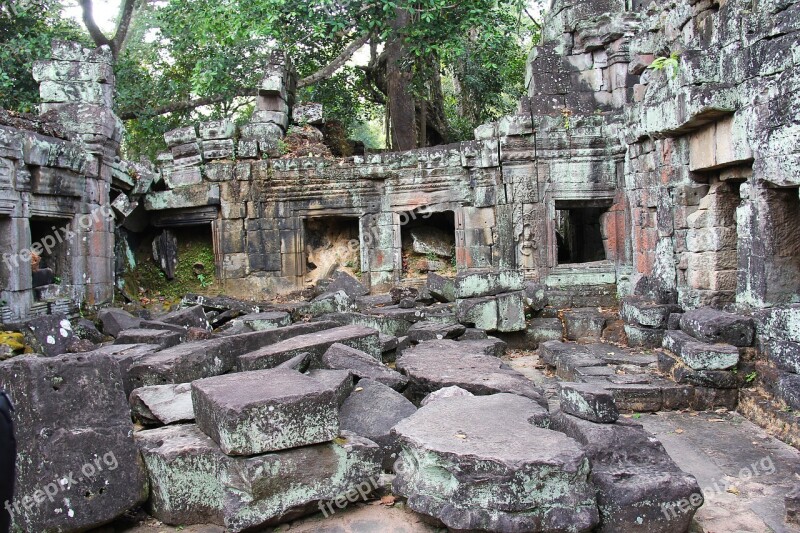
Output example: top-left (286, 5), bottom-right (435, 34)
top-left (1, 0), bottom-right (800, 531)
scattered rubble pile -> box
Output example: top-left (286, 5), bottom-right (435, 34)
top-left (0, 269), bottom-right (709, 532)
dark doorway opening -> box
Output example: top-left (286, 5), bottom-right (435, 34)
top-left (555, 201), bottom-right (611, 264)
top-left (400, 209), bottom-right (456, 278)
top-left (30, 217), bottom-right (71, 292)
top-left (303, 216), bottom-right (361, 283)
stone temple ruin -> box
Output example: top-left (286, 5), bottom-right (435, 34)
top-left (0, 0), bottom-right (800, 531)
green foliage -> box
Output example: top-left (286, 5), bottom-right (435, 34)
top-left (745, 371), bottom-right (758, 383)
top-left (0, 0), bottom-right (88, 112)
top-left (648, 52), bottom-right (681, 78)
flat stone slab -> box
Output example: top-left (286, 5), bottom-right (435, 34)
top-left (130, 383), bottom-right (194, 425)
top-left (559, 383), bottom-right (619, 423)
top-left (340, 379), bottom-right (417, 469)
top-left (663, 330), bottom-right (739, 370)
top-left (237, 325), bottom-right (381, 371)
top-left (392, 394), bottom-right (598, 532)
top-left (242, 311), bottom-right (291, 331)
top-left (406, 320), bottom-right (466, 342)
top-left (553, 411), bottom-right (702, 533)
top-left (136, 425), bottom-right (382, 532)
top-left (397, 339), bottom-right (547, 407)
top-left (320, 343), bottom-right (407, 390)
top-left (127, 321), bottom-right (337, 389)
top-left (159, 305), bottom-right (210, 330)
top-left (420, 385), bottom-right (474, 406)
top-left (192, 368), bottom-right (339, 455)
top-left (680, 307), bottom-right (754, 347)
top-left (114, 328), bottom-right (183, 349)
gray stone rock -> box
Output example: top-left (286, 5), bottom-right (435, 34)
top-left (320, 342), bottom-right (407, 390)
top-left (65, 337), bottom-right (97, 353)
top-left (406, 320), bottom-right (466, 342)
top-left (453, 270), bottom-right (524, 299)
top-left (624, 323), bottom-right (666, 348)
top-left (136, 424), bottom-right (382, 531)
top-left (396, 339), bottom-right (547, 407)
top-left (72, 317), bottom-right (105, 343)
top-left (680, 308), bottom-right (755, 347)
top-left (0, 352), bottom-right (147, 531)
top-left (326, 271), bottom-right (369, 298)
top-left (192, 368), bottom-right (339, 455)
top-left (427, 272), bottom-right (455, 302)
top-left (496, 291), bottom-right (527, 332)
top-left (559, 383), bottom-right (619, 423)
top-left (458, 328), bottom-right (488, 340)
top-left (242, 311), bottom-right (291, 331)
top-left (458, 336), bottom-right (508, 357)
top-left (393, 394), bottom-right (597, 532)
top-left (304, 368), bottom-right (354, 406)
top-left (114, 328), bottom-right (184, 349)
top-left (98, 307), bottom-right (142, 337)
top-left (786, 483), bottom-right (800, 526)
top-left (159, 305), bottom-right (210, 330)
top-left (456, 296), bottom-right (498, 331)
top-left (552, 412), bottom-right (702, 533)
top-left (528, 318), bottom-right (564, 345)
top-left (409, 227), bottom-right (453, 257)
top-left (238, 324), bottom-right (381, 371)
top-left (663, 330), bottom-right (739, 370)
top-left (339, 379), bottom-right (417, 469)
top-left (18, 313), bottom-right (75, 356)
top-left (563, 308), bottom-right (607, 341)
top-left (620, 296), bottom-right (681, 329)
top-left (130, 383), bottom-right (194, 425)
top-left (524, 281), bottom-right (548, 311)
top-left (420, 385), bottom-right (474, 406)
top-left (766, 339), bottom-right (800, 374)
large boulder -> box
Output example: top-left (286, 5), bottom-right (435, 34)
top-left (18, 313), bottom-right (75, 356)
top-left (0, 353), bottom-right (147, 531)
top-left (393, 394), bottom-right (598, 532)
top-left (339, 379), bottom-right (417, 469)
top-left (136, 425), bottom-right (382, 532)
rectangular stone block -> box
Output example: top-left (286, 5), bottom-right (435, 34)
top-left (192, 368), bottom-right (339, 455)
top-left (456, 296), bottom-right (499, 331)
top-left (199, 119), bottom-right (235, 140)
top-left (164, 126), bottom-right (198, 148)
top-left (454, 270), bottom-right (524, 299)
top-left (114, 328), bottom-right (184, 349)
top-left (663, 330), bottom-right (739, 370)
top-left (39, 80), bottom-right (113, 106)
top-left (203, 139), bottom-right (235, 160)
top-left (496, 291), bottom-right (526, 332)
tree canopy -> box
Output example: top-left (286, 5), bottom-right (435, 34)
top-left (0, 0), bottom-right (540, 158)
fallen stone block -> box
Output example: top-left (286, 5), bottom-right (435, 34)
top-left (130, 383), bottom-right (194, 425)
top-left (158, 304), bottom-right (210, 330)
top-left (657, 351), bottom-right (738, 388)
top-left (552, 411), bottom-right (702, 533)
top-left (136, 425), bottom-right (382, 531)
top-left (0, 353), bottom-right (147, 531)
top-left (81, 343), bottom-right (162, 394)
top-left (18, 313), bottom-right (75, 356)
top-left (453, 270), bottom-right (524, 299)
top-left (539, 340), bottom-right (592, 367)
top-left (458, 337), bottom-right (508, 357)
top-left (325, 270), bottom-right (369, 298)
top-left (242, 311), bottom-right (291, 330)
top-left (316, 311), bottom-right (413, 337)
top-left (114, 328), bottom-right (184, 349)
top-left (406, 320), bottom-right (466, 342)
top-left (138, 319), bottom-right (186, 333)
top-left (496, 291), bottom-right (526, 332)
top-left (127, 321), bottom-right (337, 389)
top-left (72, 317), bottom-right (105, 343)
top-left (663, 330), bottom-right (739, 370)
top-left (320, 343), bottom-right (407, 390)
top-left (427, 272), bottom-right (455, 302)
top-left (237, 324), bottom-right (381, 371)
top-left (603, 383), bottom-right (663, 412)
top-left (379, 334), bottom-right (397, 352)
top-left (420, 385), bottom-right (473, 406)
top-left (397, 339), bottom-right (547, 407)
top-left (624, 323), bottom-right (665, 348)
top-left (680, 307), bottom-right (754, 347)
top-left (620, 296), bottom-right (680, 329)
top-left (458, 328), bottom-right (488, 340)
top-left (98, 307), bottom-right (142, 337)
top-left (527, 318), bottom-right (564, 346)
top-left (455, 296), bottom-right (498, 331)
top-left (393, 394), bottom-right (597, 532)
top-left (524, 281), bottom-right (547, 311)
top-left (563, 308), bottom-right (607, 341)
top-left (559, 383), bottom-right (619, 423)
top-left (192, 368), bottom-right (339, 455)
top-left (340, 379), bottom-right (417, 469)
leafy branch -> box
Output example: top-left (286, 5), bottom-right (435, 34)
top-left (648, 51), bottom-right (681, 78)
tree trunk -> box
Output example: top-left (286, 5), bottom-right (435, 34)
top-left (385, 9), bottom-right (417, 151)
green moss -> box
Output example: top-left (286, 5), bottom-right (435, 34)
top-left (122, 228), bottom-right (220, 304)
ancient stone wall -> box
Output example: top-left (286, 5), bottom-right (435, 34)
top-left (0, 42), bottom-right (119, 321)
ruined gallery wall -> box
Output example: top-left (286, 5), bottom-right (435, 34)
top-left (0, 42), bottom-right (119, 321)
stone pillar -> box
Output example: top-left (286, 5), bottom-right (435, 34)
top-left (33, 41), bottom-right (122, 305)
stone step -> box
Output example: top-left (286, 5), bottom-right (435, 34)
top-left (192, 367), bottom-right (341, 455)
top-left (237, 324), bottom-right (381, 371)
top-left (558, 383), bottom-right (619, 423)
top-left (620, 296), bottom-right (681, 329)
top-left (662, 330), bottom-right (739, 370)
top-left (679, 307), bottom-right (754, 347)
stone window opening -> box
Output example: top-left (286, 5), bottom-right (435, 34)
top-left (554, 201), bottom-right (612, 265)
top-left (302, 216), bottom-right (361, 284)
top-left (29, 217), bottom-right (71, 296)
top-left (400, 210), bottom-right (456, 278)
